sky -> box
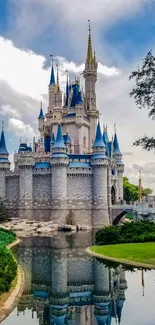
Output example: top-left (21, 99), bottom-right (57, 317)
top-left (1, 0), bottom-right (155, 190)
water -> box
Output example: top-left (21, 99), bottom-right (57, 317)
top-left (1, 231), bottom-right (155, 325)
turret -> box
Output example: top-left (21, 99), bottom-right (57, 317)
top-left (50, 124), bottom-right (69, 222)
top-left (18, 151), bottom-right (35, 218)
top-left (114, 125), bottom-right (124, 200)
top-left (91, 121), bottom-right (109, 227)
top-left (38, 102), bottom-right (45, 137)
top-left (0, 122), bottom-right (10, 198)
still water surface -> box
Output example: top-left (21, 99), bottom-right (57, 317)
top-left (1, 231), bottom-right (155, 325)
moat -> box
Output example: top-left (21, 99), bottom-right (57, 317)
top-left (1, 231), bottom-right (155, 325)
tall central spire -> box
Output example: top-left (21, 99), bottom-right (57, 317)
top-left (86, 20), bottom-right (93, 64)
top-left (56, 64), bottom-right (60, 92)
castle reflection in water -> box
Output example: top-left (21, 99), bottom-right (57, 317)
top-left (14, 231), bottom-right (128, 325)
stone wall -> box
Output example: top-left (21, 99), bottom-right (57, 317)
top-left (33, 174), bottom-right (51, 206)
top-left (6, 175), bottom-right (19, 205)
top-left (67, 174), bottom-right (92, 202)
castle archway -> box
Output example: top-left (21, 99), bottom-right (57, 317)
top-left (111, 186), bottom-right (116, 205)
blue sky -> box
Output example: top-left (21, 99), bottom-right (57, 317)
top-left (1, 0), bottom-right (155, 188)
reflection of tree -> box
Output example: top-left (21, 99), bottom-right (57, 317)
top-left (66, 233), bottom-right (76, 249)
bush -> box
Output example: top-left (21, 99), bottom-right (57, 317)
top-left (95, 220), bottom-right (155, 245)
top-left (66, 210), bottom-right (76, 225)
top-left (0, 247), bottom-right (17, 294)
top-left (0, 228), bottom-right (16, 246)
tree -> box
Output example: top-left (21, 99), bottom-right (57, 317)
top-left (0, 198), bottom-right (8, 222)
top-left (129, 50), bottom-right (155, 150)
top-left (123, 177), bottom-right (153, 202)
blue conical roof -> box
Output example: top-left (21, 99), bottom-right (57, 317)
top-left (53, 124), bottom-right (66, 149)
top-left (93, 122), bottom-right (105, 148)
top-left (49, 64), bottom-right (55, 86)
top-left (103, 128), bottom-right (109, 156)
top-left (0, 129), bottom-right (8, 155)
top-left (114, 132), bottom-right (121, 155)
top-left (63, 132), bottom-right (71, 144)
top-left (38, 107), bottom-right (44, 119)
top-left (50, 133), bottom-right (55, 144)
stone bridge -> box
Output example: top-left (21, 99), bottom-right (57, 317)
top-left (111, 204), bottom-right (134, 226)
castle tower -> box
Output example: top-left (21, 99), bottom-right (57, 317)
top-left (18, 152), bottom-right (35, 219)
top-left (113, 126), bottom-right (124, 201)
top-left (38, 102), bottom-right (45, 138)
top-left (91, 121), bottom-right (109, 227)
top-left (0, 122), bottom-right (10, 198)
top-left (50, 124), bottom-right (69, 223)
top-left (83, 21), bottom-right (99, 151)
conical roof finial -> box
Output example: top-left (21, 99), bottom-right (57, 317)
top-left (114, 123), bottom-right (116, 133)
top-left (86, 20), bottom-right (93, 64)
top-left (2, 120), bottom-right (4, 131)
top-left (49, 54), bottom-right (55, 86)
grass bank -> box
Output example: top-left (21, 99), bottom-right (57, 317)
top-left (90, 242), bottom-right (155, 268)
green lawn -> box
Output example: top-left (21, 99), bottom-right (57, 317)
top-left (90, 242), bottom-right (155, 266)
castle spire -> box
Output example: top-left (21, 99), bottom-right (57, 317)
top-left (113, 124), bottom-right (121, 155)
top-left (56, 64), bottom-right (60, 92)
top-left (53, 124), bottom-right (66, 149)
top-left (86, 20), bottom-right (93, 64)
top-left (0, 121), bottom-right (9, 155)
top-left (38, 101), bottom-right (44, 119)
top-left (49, 55), bottom-right (55, 86)
top-left (93, 121), bottom-right (105, 149)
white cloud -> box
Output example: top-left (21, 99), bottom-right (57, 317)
top-left (10, 0), bottom-right (151, 43)
top-left (0, 36), bottom-right (119, 102)
top-left (8, 118), bottom-right (35, 138)
top-left (1, 104), bottom-right (21, 119)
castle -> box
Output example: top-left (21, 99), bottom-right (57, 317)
top-left (0, 23), bottom-right (124, 228)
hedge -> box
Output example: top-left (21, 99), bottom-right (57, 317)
top-left (95, 220), bottom-right (155, 245)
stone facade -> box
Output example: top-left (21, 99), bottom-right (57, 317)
top-left (0, 24), bottom-right (124, 228)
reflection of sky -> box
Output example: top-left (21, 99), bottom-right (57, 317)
top-left (119, 270), bottom-right (155, 325)
top-left (2, 308), bottom-right (39, 325)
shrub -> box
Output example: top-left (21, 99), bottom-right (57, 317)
top-left (95, 220), bottom-right (155, 245)
top-left (66, 210), bottom-right (76, 225)
top-left (0, 228), bottom-right (16, 246)
top-left (0, 247), bottom-right (17, 294)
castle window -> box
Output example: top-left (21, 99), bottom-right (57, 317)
top-left (83, 134), bottom-right (86, 148)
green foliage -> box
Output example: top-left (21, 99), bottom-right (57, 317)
top-left (0, 198), bottom-right (8, 222)
top-left (123, 177), bottom-right (153, 202)
top-left (66, 209), bottom-right (76, 225)
top-left (0, 229), bottom-right (17, 295)
top-left (0, 246), bottom-right (17, 294)
top-left (0, 228), bottom-right (16, 246)
top-left (95, 220), bottom-right (155, 245)
top-left (129, 51), bottom-right (155, 150)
